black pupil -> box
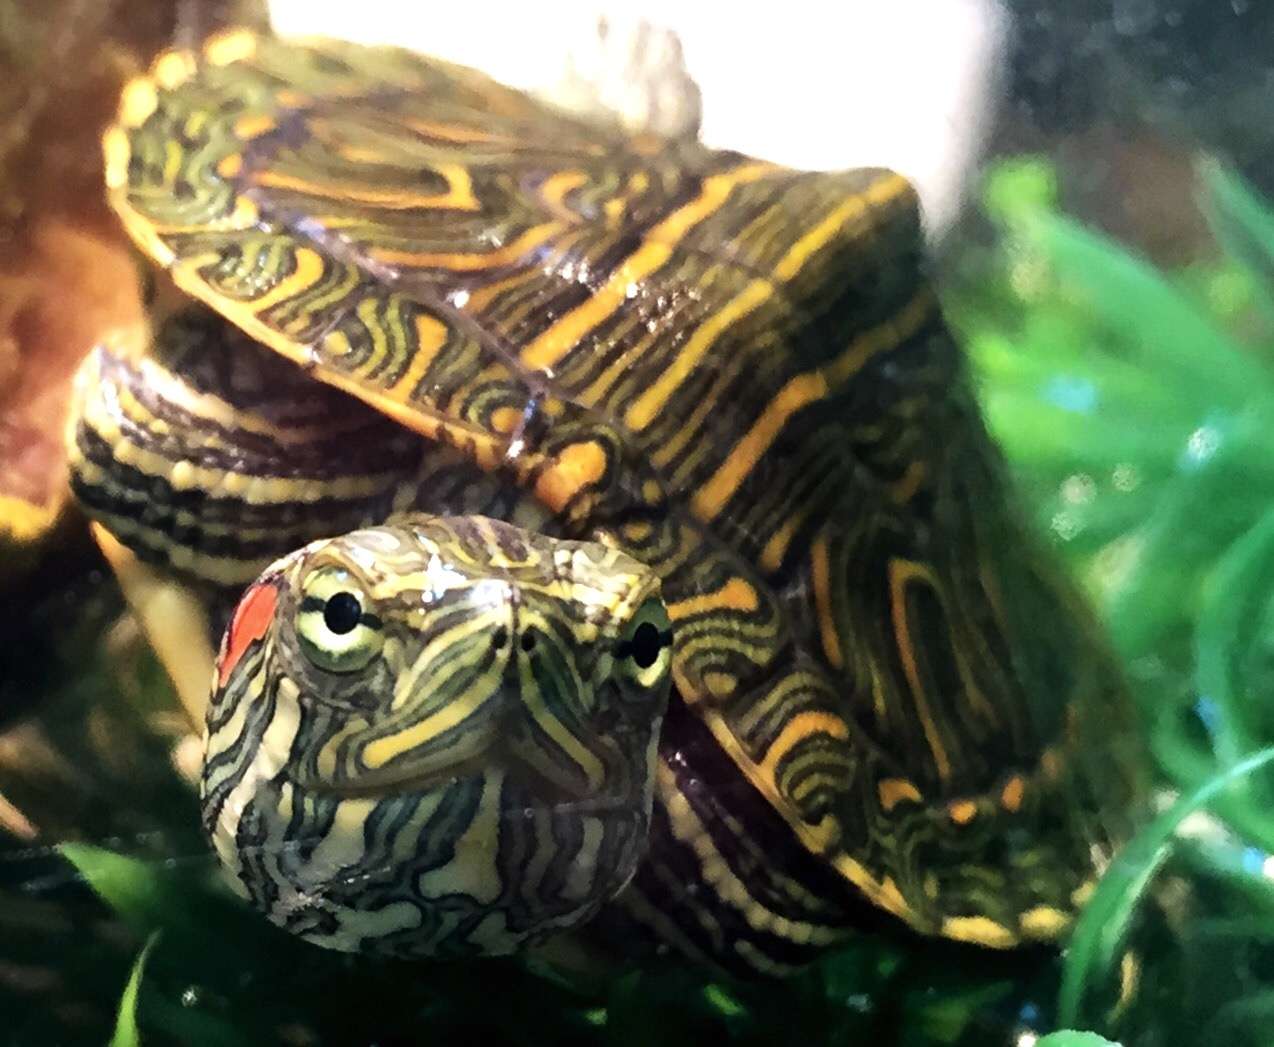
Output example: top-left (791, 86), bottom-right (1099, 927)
top-left (323, 592), bottom-right (362, 635)
top-left (629, 622), bottom-right (663, 669)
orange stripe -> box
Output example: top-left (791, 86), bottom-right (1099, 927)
top-left (889, 559), bottom-right (952, 783)
top-left (387, 314), bottom-right (451, 398)
top-left (520, 162), bottom-right (776, 373)
top-left (667, 576), bottom-right (758, 620)
top-left (369, 221), bottom-right (564, 270)
top-left (251, 164), bottom-right (479, 211)
top-left (759, 710), bottom-right (849, 778)
top-left (691, 290), bottom-right (934, 522)
top-left (878, 778), bottom-right (923, 811)
top-left (810, 532), bottom-right (843, 669)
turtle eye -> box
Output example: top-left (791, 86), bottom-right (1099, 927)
top-left (296, 566), bottom-right (384, 673)
top-left (615, 598), bottom-right (673, 690)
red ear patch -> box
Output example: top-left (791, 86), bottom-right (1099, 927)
top-left (218, 579), bottom-right (279, 687)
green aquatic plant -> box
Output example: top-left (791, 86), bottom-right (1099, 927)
top-left (956, 156), bottom-right (1274, 1045)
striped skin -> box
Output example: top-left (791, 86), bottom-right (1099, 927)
top-left (203, 516), bottom-right (672, 956)
top-left (73, 30), bottom-right (1147, 971)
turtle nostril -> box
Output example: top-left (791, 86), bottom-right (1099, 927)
top-left (520, 632), bottom-right (536, 652)
top-left (491, 626), bottom-right (509, 650)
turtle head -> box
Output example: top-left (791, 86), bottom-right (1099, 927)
top-left (200, 514), bottom-right (673, 957)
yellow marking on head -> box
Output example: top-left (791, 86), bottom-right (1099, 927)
top-left (152, 49), bottom-right (197, 90)
top-left (759, 711), bottom-right (850, 779)
top-left (888, 558), bottom-right (953, 783)
top-left (1019, 905), bottom-right (1072, 940)
top-left (532, 440), bottom-right (607, 512)
top-left (518, 652), bottom-right (606, 792)
top-left (691, 291), bottom-right (934, 521)
top-left (667, 576), bottom-right (758, 620)
top-left (369, 221), bottom-right (564, 271)
top-left (386, 314), bottom-right (450, 398)
top-left (251, 163), bottom-right (479, 211)
top-left (204, 28), bottom-right (258, 67)
top-left (947, 799), bottom-right (978, 825)
top-left (1071, 880), bottom-right (1096, 908)
top-left (1000, 774), bottom-right (1025, 813)
top-left (414, 772), bottom-right (506, 905)
top-left (233, 113), bottom-right (277, 139)
top-left (942, 916), bottom-right (1017, 948)
top-left (772, 173), bottom-right (912, 282)
top-left (217, 153), bottom-right (244, 179)
top-left (119, 76), bottom-right (158, 128)
top-left (362, 686), bottom-right (490, 771)
top-left (877, 778), bottom-right (922, 811)
top-left (521, 162), bottom-right (775, 373)
top-left (810, 532), bottom-right (843, 669)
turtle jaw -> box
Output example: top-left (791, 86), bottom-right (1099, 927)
top-left (304, 725), bottom-right (641, 812)
top-left (209, 754), bottom-right (655, 959)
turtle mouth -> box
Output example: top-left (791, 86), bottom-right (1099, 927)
top-left (304, 748), bottom-right (630, 812)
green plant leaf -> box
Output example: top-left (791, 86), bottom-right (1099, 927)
top-left (1198, 158), bottom-right (1274, 325)
top-left (1022, 210), bottom-right (1265, 407)
top-left (1058, 745), bottom-right (1274, 1029)
top-left (60, 843), bottom-right (174, 933)
top-left (110, 932), bottom-right (158, 1047)
top-left (1035, 1033), bottom-right (1122, 1047)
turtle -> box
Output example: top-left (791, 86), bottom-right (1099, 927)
top-left (65, 28), bottom-right (1143, 977)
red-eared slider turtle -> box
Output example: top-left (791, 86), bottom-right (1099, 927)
top-left (67, 29), bottom-right (1141, 976)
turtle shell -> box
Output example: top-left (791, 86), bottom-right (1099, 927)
top-left (102, 30), bottom-right (1141, 969)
